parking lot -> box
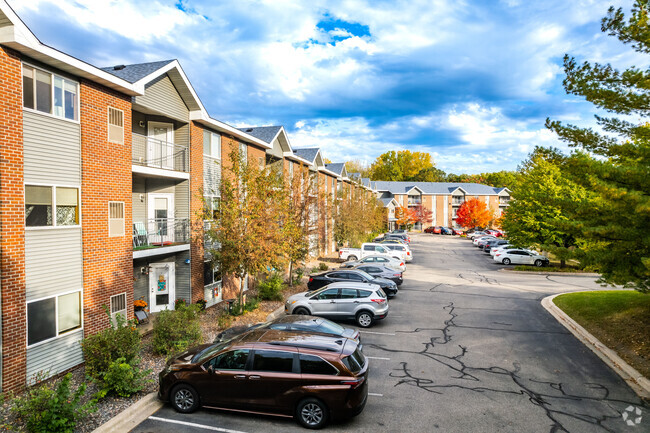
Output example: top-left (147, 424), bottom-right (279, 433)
top-left (132, 234), bottom-right (648, 433)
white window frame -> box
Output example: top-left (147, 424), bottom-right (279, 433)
top-left (107, 107), bottom-right (124, 144)
top-left (204, 132), bottom-right (221, 160)
top-left (22, 62), bottom-right (80, 124)
top-left (108, 201), bottom-right (125, 237)
top-left (26, 288), bottom-right (83, 348)
top-left (110, 292), bottom-right (127, 325)
top-left (25, 183), bottom-right (81, 230)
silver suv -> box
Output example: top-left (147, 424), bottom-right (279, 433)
top-left (285, 282), bottom-right (389, 328)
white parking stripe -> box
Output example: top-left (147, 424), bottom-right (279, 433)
top-left (148, 416), bottom-right (249, 433)
top-left (366, 356), bottom-right (391, 360)
top-left (360, 331), bottom-right (396, 336)
top-left (368, 393), bottom-right (384, 397)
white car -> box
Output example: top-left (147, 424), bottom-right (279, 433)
top-left (493, 249), bottom-right (549, 267)
top-left (382, 242), bottom-right (413, 262)
top-left (340, 255), bottom-right (406, 272)
top-left (473, 235), bottom-right (496, 246)
top-left (490, 244), bottom-right (512, 257)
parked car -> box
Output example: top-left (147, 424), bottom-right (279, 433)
top-left (307, 269), bottom-right (398, 297)
top-left (379, 239), bottom-right (408, 245)
top-left (473, 235), bottom-right (496, 246)
top-left (286, 282), bottom-right (389, 327)
top-left (159, 329), bottom-right (368, 429)
top-left (339, 255), bottom-right (406, 272)
top-left (441, 227), bottom-right (453, 235)
top-left (214, 315), bottom-right (360, 345)
top-left (432, 226), bottom-right (443, 234)
top-left (352, 264), bottom-right (403, 285)
top-left (381, 242), bottom-right (412, 262)
top-left (493, 249), bottom-right (549, 266)
top-left (424, 226), bottom-right (436, 233)
top-left (392, 229), bottom-right (407, 234)
top-left (468, 230), bottom-right (487, 240)
top-left (483, 239), bottom-right (509, 253)
top-left (476, 236), bottom-right (497, 248)
top-left (339, 243), bottom-right (399, 262)
top-left (490, 244), bottom-right (515, 257)
top-left (486, 229), bottom-right (503, 237)
top-left (387, 233), bottom-right (410, 243)
top-left (451, 227), bottom-right (465, 235)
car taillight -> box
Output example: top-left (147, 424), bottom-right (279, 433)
top-left (393, 274), bottom-right (401, 277)
top-left (341, 376), bottom-right (365, 388)
top-left (495, 253), bottom-right (501, 257)
top-left (309, 277), bottom-right (313, 283)
top-left (339, 251), bottom-right (343, 256)
top-left (371, 298), bottom-right (386, 304)
top-left (407, 251), bottom-right (411, 256)
top-left (400, 262), bottom-right (404, 266)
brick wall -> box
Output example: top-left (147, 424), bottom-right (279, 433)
top-left (79, 80), bottom-right (133, 336)
top-left (189, 122), bottom-right (204, 302)
top-left (0, 47), bottom-right (26, 392)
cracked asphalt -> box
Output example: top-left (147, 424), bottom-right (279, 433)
top-left (132, 234), bottom-right (649, 433)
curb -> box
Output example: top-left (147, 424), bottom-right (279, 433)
top-left (266, 305), bottom-right (285, 321)
top-left (92, 392), bottom-right (163, 433)
top-left (542, 293), bottom-right (650, 400)
top-left (499, 268), bottom-right (600, 277)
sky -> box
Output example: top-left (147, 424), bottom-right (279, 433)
top-left (10, 0), bottom-right (646, 174)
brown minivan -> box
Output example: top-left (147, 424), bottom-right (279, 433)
top-left (158, 329), bottom-right (368, 429)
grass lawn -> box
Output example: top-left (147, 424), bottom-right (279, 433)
top-left (514, 264), bottom-right (590, 273)
top-left (554, 290), bottom-right (650, 378)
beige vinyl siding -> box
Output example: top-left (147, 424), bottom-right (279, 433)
top-left (23, 111), bottom-right (81, 185)
top-left (25, 229), bottom-right (82, 302)
top-left (134, 75), bottom-right (189, 122)
top-left (26, 329), bottom-right (83, 383)
top-left (133, 259), bottom-right (149, 306)
top-left (0, 13), bottom-right (12, 27)
top-left (132, 177), bottom-right (147, 223)
top-left (176, 123), bottom-right (189, 146)
top-left (175, 180), bottom-right (189, 220)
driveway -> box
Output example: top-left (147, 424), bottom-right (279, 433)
top-left (132, 234), bottom-right (648, 433)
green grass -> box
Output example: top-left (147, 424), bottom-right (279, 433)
top-left (554, 290), bottom-right (650, 378)
top-left (514, 265), bottom-right (590, 273)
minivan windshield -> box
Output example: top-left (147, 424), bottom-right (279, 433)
top-left (192, 342), bottom-right (228, 364)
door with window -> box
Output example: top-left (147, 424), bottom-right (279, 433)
top-left (309, 288), bottom-right (339, 317)
top-left (149, 262), bottom-right (175, 312)
top-left (148, 122), bottom-right (174, 169)
top-left (148, 193), bottom-right (175, 244)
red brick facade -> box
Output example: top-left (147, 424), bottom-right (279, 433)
top-left (0, 47), bottom-right (26, 392)
top-left (189, 122), bottom-right (204, 303)
top-left (79, 80), bottom-right (133, 336)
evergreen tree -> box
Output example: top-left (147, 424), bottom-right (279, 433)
top-left (546, 1), bottom-right (650, 290)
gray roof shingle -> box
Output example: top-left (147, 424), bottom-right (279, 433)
top-left (236, 126), bottom-right (282, 144)
top-left (100, 60), bottom-right (176, 83)
top-left (293, 147), bottom-right (320, 163)
top-left (373, 181), bottom-right (503, 195)
top-left (325, 163), bottom-right (346, 176)
top-left (380, 197), bottom-right (395, 207)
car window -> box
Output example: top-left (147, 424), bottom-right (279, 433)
top-left (376, 257), bottom-right (388, 263)
top-left (207, 349), bottom-right (250, 370)
top-left (348, 273), bottom-right (364, 281)
top-left (358, 289), bottom-right (372, 298)
top-left (300, 354), bottom-right (338, 375)
top-left (342, 347), bottom-right (366, 374)
top-left (269, 323), bottom-right (290, 331)
top-left (318, 289), bottom-right (339, 300)
top-left (252, 350), bottom-right (295, 373)
top-left (362, 257), bottom-right (373, 262)
top-left (363, 245), bottom-right (374, 251)
top-left (328, 272), bottom-right (343, 278)
top-left (375, 246), bottom-right (387, 253)
top-left (367, 267), bottom-right (381, 273)
top-left (313, 320), bottom-right (345, 335)
top-left (340, 288), bottom-right (357, 299)
top-left (354, 270), bottom-right (373, 280)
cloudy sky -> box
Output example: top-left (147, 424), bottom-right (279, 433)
top-left (11, 0), bottom-right (645, 173)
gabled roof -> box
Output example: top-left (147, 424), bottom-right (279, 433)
top-left (372, 181), bottom-right (508, 195)
top-left (325, 163), bottom-right (346, 177)
top-left (236, 126), bottom-right (283, 144)
top-left (361, 178), bottom-right (371, 187)
top-left (449, 186), bottom-right (468, 195)
top-left (292, 148), bottom-right (320, 164)
top-left (100, 60), bottom-right (175, 83)
top-left (380, 198), bottom-right (398, 207)
top-left (405, 185), bottom-right (424, 195)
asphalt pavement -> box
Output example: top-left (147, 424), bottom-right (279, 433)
top-left (131, 234), bottom-right (649, 433)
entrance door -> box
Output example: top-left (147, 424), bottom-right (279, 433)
top-left (148, 122), bottom-right (174, 169)
top-left (150, 262), bottom-right (175, 312)
top-left (148, 193), bottom-right (175, 244)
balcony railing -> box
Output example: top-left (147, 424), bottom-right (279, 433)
top-left (499, 198), bottom-right (510, 205)
top-left (407, 198), bottom-right (422, 206)
top-left (132, 218), bottom-right (189, 250)
top-left (452, 197), bottom-right (465, 205)
top-left (132, 133), bottom-right (189, 172)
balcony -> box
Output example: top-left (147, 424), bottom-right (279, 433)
top-left (407, 198), bottom-right (422, 206)
top-left (499, 198), bottom-right (510, 205)
top-left (132, 133), bottom-right (189, 174)
top-left (132, 218), bottom-right (190, 258)
top-left (452, 197), bottom-right (465, 206)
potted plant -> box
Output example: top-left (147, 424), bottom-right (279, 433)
top-left (134, 299), bottom-right (147, 311)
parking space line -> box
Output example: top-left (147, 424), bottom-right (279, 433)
top-left (360, 331), bottom-right (396, 336)
top-left (366, 356), bottom-right (391, 360)
top-left (148, 416), bottom-right (249, 433)
top-left (368, 393), bottom-right (384, 397)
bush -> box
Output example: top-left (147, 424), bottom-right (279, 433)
top-left (258, 273), bottom-right (285, 301)
top-left (152, 304), bottom-right (203, 356)
top-left (11, 373), bottom-right (95, 433)
top-left (174, 298), bottom-right (187, 309)
top-left (99, 357), bottom-right (151, 398)
top-left (318, 262), bottom-right (329, 271)
top-left (230, 297), bottom-right (260, 316)
top-left (293, 267), bottom-right (305, 285)
top-left (196, 298), bottom-right (207, 311)
top-left (81, 311), bottom-right (141, 382)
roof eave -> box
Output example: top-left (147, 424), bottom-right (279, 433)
top-left (190, 111), bottom-right (272, 149)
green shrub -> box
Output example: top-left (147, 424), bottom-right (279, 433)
top-left (230, 297), bottom-right (260, 316)
top-left (11, 373), bottom-right (95, 433)
top-left (258, 273), bottom-right (285, 301)
top-left (293, 267), bottom-right (305, 285)
top-left (152, 304), bottom-right (203, 356)
top-left (81, 310), bottom-right (141, 382)
top-left (99, 357), bottom-right (151, 398)
top-left (318, 262), bottom-right (329, 271)
top-left (196, 298), bottom-right (207, 311)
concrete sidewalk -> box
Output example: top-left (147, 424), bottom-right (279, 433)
top-left (92, 392), bottom-right (162, 433)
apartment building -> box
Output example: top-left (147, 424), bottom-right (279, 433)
top-left (374, 181), bottom-right (510, 230)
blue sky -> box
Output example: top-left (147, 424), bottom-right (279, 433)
top-left (12, 0), bottom-right (645, 173)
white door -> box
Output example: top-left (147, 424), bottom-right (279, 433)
top-left (150, 262), bottom-right (176, 312)
top-left (148, 122), bottom-right (174, 169)
top-left (148, 193), bottom-right (175, 244)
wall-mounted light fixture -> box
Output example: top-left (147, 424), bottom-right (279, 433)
top-left (140, 266), bottom-right (150, 275)
top-left (139, 121), bottom-right (145, 128)
top-left (139, 194), bottom-right (144, 202)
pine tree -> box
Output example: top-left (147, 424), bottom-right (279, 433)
top-left (546, 1), bottom-right (650, 291)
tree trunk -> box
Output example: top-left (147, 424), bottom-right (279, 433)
top-left (560, 259), bottom-right (566, 268)
top-left (289, 261), bottom-right (294, 287)
top-left (239, 275), bottom-right (244, 308)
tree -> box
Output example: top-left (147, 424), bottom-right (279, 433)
top-left (455, 198), bottom-right (491, 229)
top-left (413, 203), bottom-right (433, 228)
top-left (501, 148), bottom-right (587, 267)
top-left (369, 150), bottom-right (436, 181)
top-left (344, 160), bottom-right (370, 178)
top-left (395, 205), bottom-right (417, 229)
top-left (408, 166), bottom-right (447, 182)
top-left (545, 1), bottom-right (650, 290)
top-left (333, 190), bottom-right (385, 247)
top-left (204, 150), bottom-right (287, 304)
top-left (444, 171), bottom-right (518, 188)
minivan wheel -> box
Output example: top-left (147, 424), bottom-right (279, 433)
top-left (356, 311), bottom-right (374, 328)
top-left (294, 307), bottom-right (309, 315)
top-left (534, 259), bottom-right (544, 267)
top-left (502, 258), bottom-right (511, 265)
top-left (348, 255), bottom-right (358, 261)
top-left (170, 384), bottom-right (199, 413)
top-left (296, 397), bottom-right (328, 429)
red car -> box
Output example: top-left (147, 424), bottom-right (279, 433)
top-left (424, 226), bottom-right (435, 233)
top-left (432, 226), bottom-right (442, 234)
top-left (486, 229), bottom-right (503, 237)
top-left (451, 227), bottom-right (464, 235)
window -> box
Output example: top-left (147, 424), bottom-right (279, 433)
top-left (204, 132), bottom-right (221, 159)
top-left (363, 245), bottom-right (374, 251)
top-left (25, 185), bottom-right (79, 227)
top-left (258, 156), bottom-right (264, 169)
top-left (204, 196), bottom-right (220, 220)
top-left (108, 202), bottom-right (125, 236)
top-left (340, 288), bottom-right (357, 299)
top-left (108, 108), bottom-right (124, 144)
top-left (204, 262), bottom-right (222, 287)
top-left (348, 273), bottom-right (364, 282)
top-left (252, 350), bottom-right (295, 373)
top-left (300, 354), bottom-right (338, 375)
top-left (208, 349), bottom-right (249, 370)
top-left (317, 289), bottom-right (339, 300)
top-left (110, 293), bottom-right (126, 325)
top-left (358, 290), bottom-right (372, 298)
top-left (23, 64), bottom-right (78, 121)
top-left (27, 291), bottom-right (81, 346)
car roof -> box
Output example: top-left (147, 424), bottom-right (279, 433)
top-left (236, 329), bottom-right (350, 354)
top-left (272, 315), bottom-right (324, 325)
top-left (322, 281), bottom-right (380, 289)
